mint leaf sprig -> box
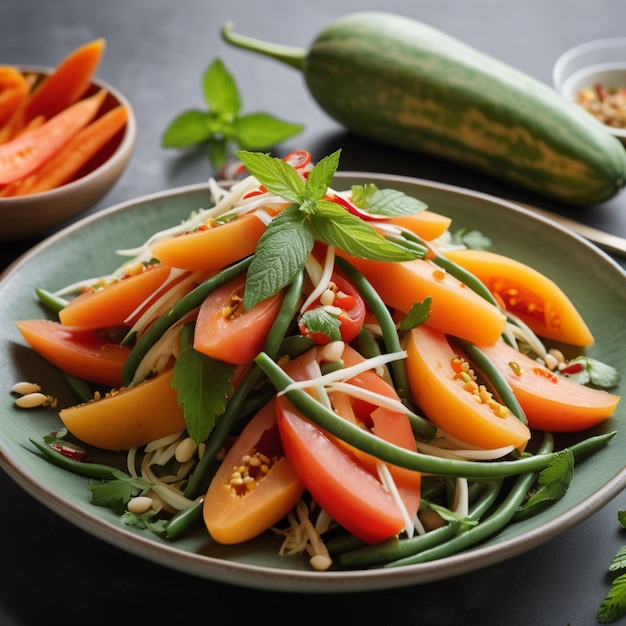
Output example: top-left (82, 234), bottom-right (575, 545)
top-left (237, 149), bottom-right (419, 310)
top-left (161, 58), bottom-right (304, 169)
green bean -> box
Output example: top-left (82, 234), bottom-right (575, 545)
top-left (27, 438), bottom-right (127, 480)
top-left (122, 256), bottom-right (253, 386)
top-left (183, 269), bottom-right (306, 499)
top-left (383, 434), bottom-right (555, 567)
top-left (255, 351), bottom-right (615, 478)
top-left (35, 287), bottom-right (68, 314)
top-left (340, 478), bottom-right (503, 567)
top-left (62, 372), bottom-right (93, 404)
top-left (165, 499), bottom-right (204, 540)
top-left (453, 337), bottom-right (527, 424)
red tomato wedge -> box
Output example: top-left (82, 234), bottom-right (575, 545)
top-left (15, 319), bottom-right (129, 387)
top-left (59, 368), bottom-right (187, 451)
top-left (477, 339), bottom-right (620, 432)
top-left (58, 263), bottom-right (180, 328)
top-left (150, 213), bottom-right (267, 272)
top-left (203, 400), bottom-right (304, 544)
top-left (330, 345), bottom-right (421, 519)
top-left (276, 396), bottom-right (407, 544)
top-left (336, 252), bottom-right (507, 346)
top-left (193, 273), bottom-right (285, 365)
top-left (406, 325), bottom-right (531, 450)
top-left (298, 270), bottom-right (366, 344)
top-left (443, 248), bottom-right (594, 346)
top-left (275, 347), bottom-right (415, 544)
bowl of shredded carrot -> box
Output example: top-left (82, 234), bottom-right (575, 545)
top-left (0, 39), bottom-right (136, 241)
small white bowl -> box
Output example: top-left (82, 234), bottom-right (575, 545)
top-left (553, 38), bottom-right (626, 144)
top-left (0, 66), bottom-right (136, 241)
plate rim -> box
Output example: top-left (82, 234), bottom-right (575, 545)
top-left (1, 172), bottom-right (625, 593)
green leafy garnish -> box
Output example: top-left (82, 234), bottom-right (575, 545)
top-left (450, 228), bottom-right (492, 250)
top-left (299, 308), bottom-right (342, 342)
top-left (121, 510), bottom-right (168, 534)
top-left (424, 501), bottom-right (478, 533)
top-left (237, 149), bottom-right (418, 310)
top-left (516, 448), bottom-right (574, 518)
top-left (351, 184), bottom-right (428, 217)
top-left (173, 323), bottom-right (235, 443)
top-left (397, 297), bottom-right (432, 331)
top-left (598, 512), bottom-right (626, 623)
top-left (563, 356), bottom-right (620, 388)
top-left (161, 58), bottom-right (304, 169)
top-left (89, 471), bottom-right (153, 512)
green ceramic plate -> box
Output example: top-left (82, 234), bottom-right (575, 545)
top-left (1, 173), bottom-right (625, 593)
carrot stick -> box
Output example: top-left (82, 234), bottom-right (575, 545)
top-left (0, 66), bottom-right (29, 128)
top-left (0, 39), bottom-right (105, 143)
top-left (16, 104), bottom-right (128, 195)
top-left (24, 39), bottom-right (106, 123)
top-left (0, 89), bottom-right (106, 185)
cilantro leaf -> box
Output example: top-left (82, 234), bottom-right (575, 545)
top-left (352, 185), bottom-right (428, 217)
top-left (450, 228), bottom-right (492, 250)
top-left (244, 207), bottom-right (314, 310)
top-left (300, 308), bottom-right (342, 342)
top-left (173, 324), bottom-right (235, 443)
top-left (121, 510), bottom-right (168, 535)
top-left (517, 448), bottom-right (574, 517)
top-left (397, 297), bottom-right (432, 331)
top-left (310, 200), bottom-right (415, 261)
top-left (564, 356), bottom-right (620, 388)
top-left (90, 472), bottom-right (152, 512)
top-left (162, 59), bottom-right (303, 168)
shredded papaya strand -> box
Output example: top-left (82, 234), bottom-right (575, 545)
top-left (0, 89), bottom-right (106, 186)
top-left (12, 104), bottom-right (128, 196)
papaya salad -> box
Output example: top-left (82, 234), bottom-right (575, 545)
top-left (14, 149), bottom-right (621, 572)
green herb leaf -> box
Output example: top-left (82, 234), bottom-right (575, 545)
top-left (300, 308), bottom-right (342, 342)
top-left (618, 509), bottom-right (626, 529)
top-left (564, 356), bottom-right (620, 388)
top-left (237, 150), bottom-right (306, 203)
top-left (306, 150), bottom-right (341, 201)
top-left (121, 510), bottom-right (168, 535)
top-left (609, 545), bottom-right (626, 573)
top-left (162, 59), bottom-right (304, 168)
top-left (234, 113), bottom-right (304, 150)
top-left (90, 472), bottom-right (152, 512)
top-left (425, 501), bottom-right (478, 533)
top-left (450, 228), bottom-right (492, 250)
top-left (397, 297), bottom-right (432, 330)
top-left (202, 58), bottom-right (241, 119)
top-left (310, 200), bottom-right (416, 261)
top-left (243, 206), bottom-right (314, 310)
top-left (161, 110), bottom-right (216, 147)
top-left (352, 185), bottom-right (428, 217)
top-left (518, 448), bottom-right (574, 517)
top-left (173, 324), bottom-right (235, 443)
top-left (598, 571), bottom-right (626, 623)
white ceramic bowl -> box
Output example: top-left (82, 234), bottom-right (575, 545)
top-left (0, 66), bottom-right (136, 241)
top-left (553, 38), bottom-right (626, 144)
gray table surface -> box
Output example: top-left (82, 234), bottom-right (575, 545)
top-left (1, 1), bottom-right (626, 624)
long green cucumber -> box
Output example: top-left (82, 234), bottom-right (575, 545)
top-left (222, 12), bottom-right (626, 206)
